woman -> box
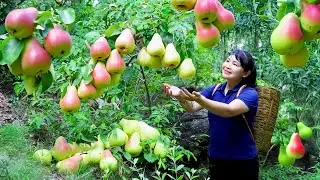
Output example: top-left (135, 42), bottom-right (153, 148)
top-left (162, 49), bottom-right (259, 180)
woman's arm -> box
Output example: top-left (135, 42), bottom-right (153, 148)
top-left (177, 98), bottom-right (203, 112)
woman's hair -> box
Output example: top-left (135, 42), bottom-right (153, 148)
top-left (231, 49), bottom-right (257, 88)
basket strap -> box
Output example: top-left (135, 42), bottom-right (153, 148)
top-left (211, 84), bottom-right (221, 98)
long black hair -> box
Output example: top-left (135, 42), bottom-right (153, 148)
top-left (231, 49), bottom-right (257, 88)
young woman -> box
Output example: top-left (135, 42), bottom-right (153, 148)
top-left (162, 49), bottom-right (259, 180)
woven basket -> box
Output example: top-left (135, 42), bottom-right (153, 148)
top-left (253, 86), bottom-right (280, 153)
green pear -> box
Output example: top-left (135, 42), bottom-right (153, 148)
top-left (69, 142), bottom-right (81, 156)
top-left (280, 46), bottom-right (309, 68)
top-left (161, 43), bottom-right (181, 68)
top-left (23, 75), bottom-right (37, 95)
top-left (115, 28), bottom-right (136, 54)
top-left (178, 58), bottom-right (196, 79)
top-left (8, 58), bottom-right (24, 76)
top-left (33, 149), bottom-right (52, 165)
top-left (110, 73), bottom-right (122, 86)
top-left (99, 150), bottom-right (118, 172)
top-left (137, 47), bottom-right (152, 67)
top-left (119, 119), bottom-right (140, 137)
top-left (79, 143), bottom-right (91, 153)
top-left (125, 132), bottom-right (143, 157)
top-left (109, 128), bottom-right (129, 147)
top-left (80, 153), bottom-right (91, 166)
top-left (138, 122), bottom-right (160, 142)
top-left (146, 33), bottom-right (165, 57)
top-left (59, 85), bottom-right (81, 113)
top-left (170, 0), bottom-right (197, 11)
top-left (154, 141), bottom-right (168, 158)
top-left (297, 122), bottom-right (313, 140)
top-left (278, 145), bottom-right (295, 166)
top-left (270, 13), bottom-right (304, 55)
top-left (56, 154), bottom-right (83, 174)
top-left (51, 136), bottom-right (73, 161)
top-left (149, 55), bottom-right (162, 69)
top-left (91, 87), bottom-right (105, 99)
top-left (87, 139), bottom-right (104, 164)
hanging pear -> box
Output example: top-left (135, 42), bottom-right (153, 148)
top-left (195, 21), bottom-right (221, 48)
top-left (106, 49), bottom-right (126, 74)
top-left (115, 28), bottom-right (136, 54)
top-left (59, 85), bottom-right (81, 113)
top-left (280, 46), bottom-right (309, 68)
top-left (146, 33), bottom-right (165, 57)
top-left (194, 0), bottom-right (218, 24)
top-left (92, 61), bottom-right (111, 88)
top-left (278, 145), bottom-right (295, 166)
top-left (90, 37), bottom-right (111, 61)
top-left (44, 24), bottom-right (72, 57)
top-left (77, 80), bottom-right (97, 100)
top-left (161, 43), bottom-right (181, 68)
top-left (213, 0), bottom-right (236, 32)
top-left (286, 133), bottom-right (305, 159)
top-left (178, 58), bottom-right (196, 79)
top-left (297, 122), bottom-right (313, 140)
top-left (137, 47), bottom-right (152, 67)
top-left (170, 0), bottom-right (197, 11)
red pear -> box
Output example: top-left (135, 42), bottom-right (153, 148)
top-left (92, 62), bottom-right (111, 88)
top-left (56, 154), bottom-right (83, 174)
top-left (300, 2), bottom-right (320, 36)
top-left (51, 136), bottom-right (73, 161)
top-left (24, 7), bottom-right (38, 21)
top-left (59, 85), bottom-right (81, 113)
top-left (213, 0), bottom-right (236, 32)
top-left (77, 80), bottom-right (97, 100)
top-left (195, 21), bottom-right (221, 48)
top-left (5, 9), bottom-right (35, 39)
top-left (99, 150), bottom-right (118, 171)
top-left (106, 49), bottom-right (126, 74)
top-left (286, 133), bottom-right (305, 159)
top-left (90, 37), bottom-right (111, 60)
top-left (21, 37), bottom-right (51, 76)
top-left (44, 24), bottom-right (72, 57)
top-left (115, 28), bottom-right (135, 54)
top-left (194, 0), bottom-right (218, 24)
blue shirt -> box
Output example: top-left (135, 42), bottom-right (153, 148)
top-left (201, 82), bottom-right (259, 160)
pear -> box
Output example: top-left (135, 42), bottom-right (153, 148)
top-left (115, 28), bottom-right (136, 54)
top-left (137, 47), bottom-right (152, 67)
top-left (161, 43), bottom-right (181, 68)
top-left (24, 7), bottom-right (38, 21)
top-left (33, 149), bottom-right (52, 165)
top-left (69, 142), bottom-right (81, 156)
top-left (92, 61), bottom-right (112, 88)
top-left (119, 119), bottom-right (140, 137)
top-left (56, 154), bottom-right (83, 174)
top-left (99, 150), bottom-right (118, 172)
top-left (178, 58), bottom-right (196, 79)
top-left (286, 133), bottom-right (305, 159)
top-left (80, 154), bottom-right (91, 166)
top-left (5, 9), bottom-right (35, 39)
top-left (77, 80), bottom-right (97, 100)
top-left (109, 128), bottom-right (129, 147)
top-left (91, 87), bottom-right (105, 99)
top-left (21, 37), bottom-right (51, 76)
top-left (110, 73), bottom-right (122, 86)
top-left (270, 13), bottom-right (304, 55)
top-left (297, 122), bottom-right (313, 140)
top-left (51, 136), bottom-right (73, 161)
top-left (87, 139), bottom-right (104, 164)
top-left (138, 122), bottom-right (160, 142)
top-left (8, 58), bottom-right (24, 76)
top-left (278, 145), bottom-right (295, 166)
top-left (90, 37), bottom-right (111, 60)
top-left (44, 24), bottom-right (72, 57)
top-left (305, 0), bottom-right (320, 3)
top-left (59, 85), bottom-right (81, 113)
top-left (106, 49), bottom-right (126, 74)
top-left (79, 143), bottom-right (91, 153)
top-left (300, 2), bottom-right (320, 35)
top-left (154, 141), bottom-right (168, 158)
top-left (194, 0), bottom-right (218, 24)
top-left (149, 55), bottom-right (162, 69)
top-left (125, 132), bottom-right (143, 157)
top-left (23, 76), bottom-right (37, 95)
top-left (146, 33), bottom-right (165, 57)
top-left (195, 21), bottom-right (221, 48)
top-left (170, 0), bottom-right (197, 11)
top-left (280, 46), bottom-right (309, 68)
top-left (213, 0), bottom-right (236, 32)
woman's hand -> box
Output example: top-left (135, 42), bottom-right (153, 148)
top-left (162, 83), bottom-right (190, 101)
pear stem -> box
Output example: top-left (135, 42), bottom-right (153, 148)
top-left (139, 65), bottom-right (152, 115)
top-left (84, 40), bottom-right (90, 49)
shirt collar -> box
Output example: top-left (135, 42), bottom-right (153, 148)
top-left (217, 82), bottom-right (245, 92)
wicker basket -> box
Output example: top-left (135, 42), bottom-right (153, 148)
top-left (253, 86), bottom-right (280, 153)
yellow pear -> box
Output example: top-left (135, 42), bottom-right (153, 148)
top-left (149, 55), bottom-right (162, 69)
top-left (178, 58), bottom-right (196, 79)
top-left (161, 43), bottom-right (181, 68)
top-left (280, 46), bottom-right (309, 68)
top-left (146, 33), bottom-right (165, 57)
top-left (137, 47), bottom-right (152, 67)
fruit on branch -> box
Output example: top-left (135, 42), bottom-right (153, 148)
top-left (300, 2), bottom-right (320, 39)
top-left (23, 75), bottom-right (37, 95)
top-left (170, 0), bottom-right (197, 11)
top-left (5, 8), bottom-right (35, 38)
top-left (286, 133), bottom-right (305, 159)
top-left (137, 47), bottom-right (152, 67)
top-left (59, 85), bottom-right (81, 113)
top-left (178, 58), bottom-right (196, 79)
top-left (213, 0), bottom-right (236, 32)
top-left (278, 145), bottom-right (295, 166)
top-left (297, 122), bottom-right (313, 140)
top-left (161, 43), bottom-right (181, 68)
top-left (110, 73), bottom-right (122, 86)
top-left (90, 37), bottom-right (111, 60)
top-left (92, 61), bottom-right (111, 88)
top-left (280, 46), bottom-right (309, 68)
top-left (24, 7), bottom-right (38, 21)
top-left (44, 24), bottom-right (72, 57)
top-left (106, 49), bottom-right (126, 74)
top-left (147, 33), bottom-right (165, 57)
top-left (115, 28), bottom-right (135, 54)
top-left (194, 0), bottom-right (218, 24)
top-left (77, 80), bottom-right (97, 100)
top-left (195, 21), bottom-right (221, 48)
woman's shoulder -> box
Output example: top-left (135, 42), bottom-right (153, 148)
top-left (241, 86), bottom-right (259, 98)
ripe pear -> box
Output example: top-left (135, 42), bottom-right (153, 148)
top-left (154, 141), bottom-right (168, 158)
top-left (110, 73), bottom-right (122, 86)
top-left (137, 47), bottom-right (152, 67)
top-left (21, 37), bottom-right (51, 76)
top-left (109, 128), bottom-right (129, 147)
top-left (278, 145), bottom-right (295, 166)
top-left (305, 0), bottom-right (320, 3)
top-left (92, 61), bottom-right (112, 88)
top-left (56, 154), bottom-right (83, 174)
top-left (138, 121), bottom-right (160, 142)
top-left (300, 2), bottom-right (320, 35)
top-left (44, 24), bottom-right (72, 57)
top-left (297, 122), bottom-right (313, 140)
top-left (146, 33), bottom-right (165, 57)
top-left (90, 37), bottom-right (111, 60)
top-left (59, 85), bottom-right (81, 113)
top-left (195, 21), bottom-right (221, 48)
top-left (51, 136), bottom-right (73, 161)
top-left (80, 154), bottom-right (91, 166)
top-left (69, 142), bottom-right (81, 156)
top-left (33, 149), bottom-right (52, 165)
top-left (8, 58), bottom-right (24, 76)
top-left (194, 0), bottom-right (218, 24)
top-left (99, 150), bottom-right (118, 172)
top-left (106, 49), bottom-right (126, 74)
top-left (115, 28), bottom-right (135, 54)
top-left (280, 46), bottom-right (309, 68)
top-left (119, 119), bottom-right (140, 137)
top-left (5, 9), bottom-right (35, 39)
top-left (125, 132), bottom-right (143, 157)
top-left (161, 43), bottom-right (181, 68)
top-left (170, 0), bottom-right (197, 11)
top-left (149, 56), bottom-right (162, 69)
top-left (23, 76), bottom-right (37, 95)
top-left (87, 139), bottom-right (104, 164)
top-left (286, 133), bottom-right (305, 159)
top-left (270, 13), bottom-right (304, 55)
top-left (178, 58), bottom-right (196, 79)
top-left (77, 80), bottom-right (97, 100)
top-left (213, 0), bottom-right (236, 32)
top-left (24, 7), bottom-right (38, 21)
top-left (91, 87), bottom-right (105, 99)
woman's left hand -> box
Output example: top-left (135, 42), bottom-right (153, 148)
top-left (181, 88), bottom-right (203, 102)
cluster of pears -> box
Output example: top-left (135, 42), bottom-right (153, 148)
top-left (170, 0), bottom-right (235, 48)
top-left (4, 7), bottom-right (72, 95)
top-left (33, 119), bottom-right (169, 175)
top-left (271, 1), bottom-right (320, 68)
top-left (137, 33), bottom-right (196, 79)
top-left (278, 121), bottom-right (313, 166)
top-left (59, 28), bottom-right (135, 113)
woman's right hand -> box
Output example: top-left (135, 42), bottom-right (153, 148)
top-left (162, 83), bottom-right (184, 100)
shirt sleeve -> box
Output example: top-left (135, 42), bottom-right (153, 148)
top-left (201, 85), bottom-right (215, 99)
top-left (237, 87), bottom-right (258, 111)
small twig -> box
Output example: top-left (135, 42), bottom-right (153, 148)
top-left (140, 65), bottom-right (152, 115)
top-left (260, 144), bottom-right (276, 167)
top-left (84, 40), bottom-right (90, 49)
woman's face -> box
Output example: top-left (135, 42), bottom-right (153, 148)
top-left (221, 55), bottom-right (249, 81)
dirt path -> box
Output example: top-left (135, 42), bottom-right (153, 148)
top-left (0, 92), bottom-right (15, 126)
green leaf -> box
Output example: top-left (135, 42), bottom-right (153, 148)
top-left (39, 64), bottom-right (55, 93)
top-left (56, 8), bottom-right (76, 24)
top-left (176, 164), bottom-right (184, 171)
top-left (0, 25), bottom-right (5, 35)
top-left (35, 10), bottom-right (52, 24)
top-left (1, 38), bottom-right (24, 65)
top-left (104, 22), bottom-right (125, 37)
top-left (257, 15), bottom-right (270, 21)
top-left (143, 152), bottom-right (157, 163)
top-left (123, 151), bottom-right (132, 161)
top-left (85, 31), bottom-right (101, 43)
